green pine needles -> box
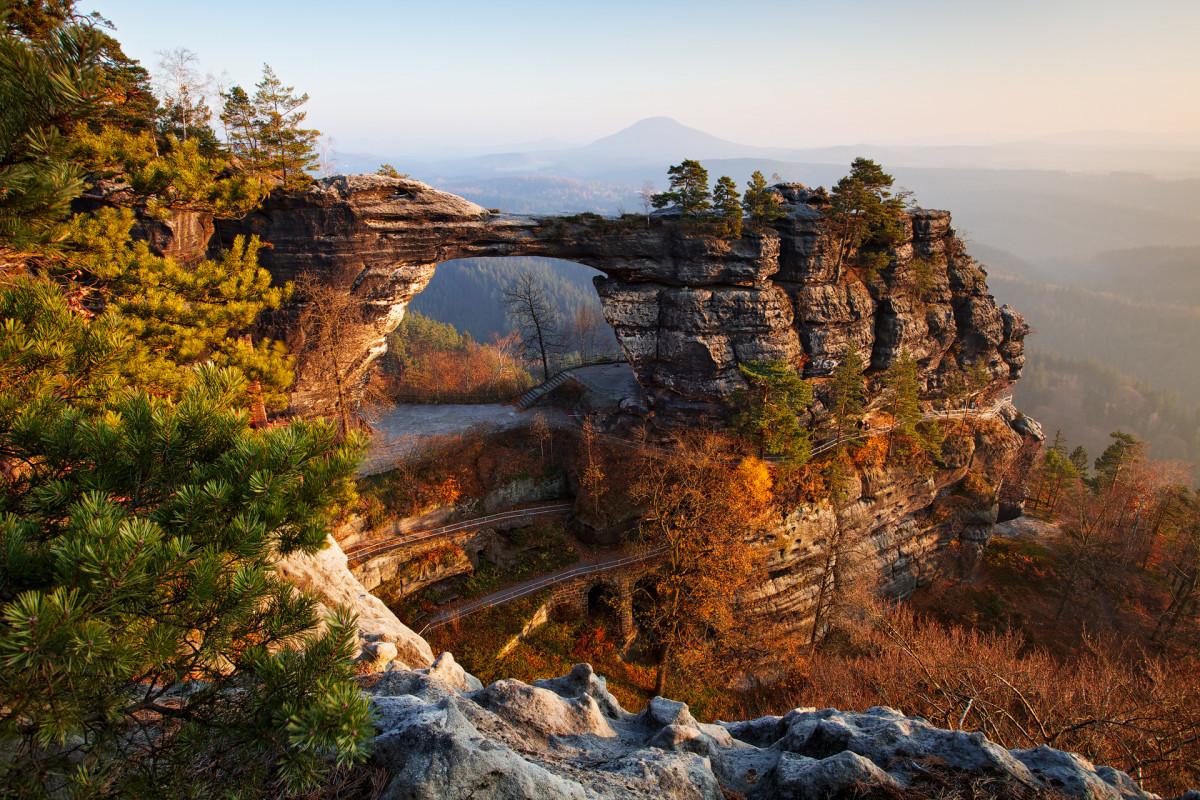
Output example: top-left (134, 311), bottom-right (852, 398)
top-left (736, 359), bottom-right (814, 463)
top-left (0, 278), bottom-right (372, 797)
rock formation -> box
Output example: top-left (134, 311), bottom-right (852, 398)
top-left (359, 657), bottom-right (1156, 799)
top-left (209, 174), bottom-right (1026, 421)
top-left (276, 534), bottom-right (433, 669)
top-left (172, 175), bottom-right (1180, 798)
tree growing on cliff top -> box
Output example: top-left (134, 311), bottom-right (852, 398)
top-left (221, 65), bottom-right (319, 190)
top-left (736, 360), bottom-right (813, 463)
top-left (713, 175), bottom-right (743, 239)
top-left (504, 269), bottom-right (563, 381)
top-left (0, 279), bottom-right (371, 796)
top-left (825, 157), bottom-right (908, 282)
top-left (651, 159), bottom-right (711, 218)
top-left (743, 170), bottom-right (785, 225)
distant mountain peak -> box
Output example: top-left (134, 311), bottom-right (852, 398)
top-left (581, 117), bottom-right (757, 160)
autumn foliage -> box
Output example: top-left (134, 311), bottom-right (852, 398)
top-left (787, 603), bottom-right (1200, 795)
top-left (378, 311), bottom-right (534, 403)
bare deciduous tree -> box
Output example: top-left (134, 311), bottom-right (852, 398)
top-left (570, 304), bottom-right (609, 363)
top-left (154, 47), bottom-right (213, 143)
top-left (293, 275), bottom-right (367, 436)
top-left (503, 270), bottom-right (562, 381)
top-left (638, 181), bottom-right (656, 228)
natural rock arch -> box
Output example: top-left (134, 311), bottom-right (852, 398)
top-left (214, 174), bottom-right (1027, 421)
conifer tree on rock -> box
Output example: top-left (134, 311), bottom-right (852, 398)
top-left (651, 158), bottom-right (711, 218)
top-left (222, 65), bottom-right (319, 190)
top-left (826, 157), bottom-right (908, 282)
top-left (828, 349), bottom-right (866, 442)
top-left (743, 169), bottom-right (785, 225)
top-left (882, 351), bottom-right (921, 460)
top-left (713, 174), bottom-right (743, 238)
top-left (736, 359), bottom-right (813, 463)
top-left (60, 207), bottom-right (293, 407)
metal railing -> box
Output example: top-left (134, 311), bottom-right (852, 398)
top-left (514, 356), bottom-right (628, 408)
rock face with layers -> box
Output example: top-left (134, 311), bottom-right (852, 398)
top-left (210, 173), bottom-right (1040, 632)
top-left (750, 401), bottom-right (1032, 626)
top-left (208, 175), bottom-right (1026, 420)
top-left (359, 658), bottom-right (1157, 800)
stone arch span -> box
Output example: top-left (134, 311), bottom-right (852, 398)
top-left (214, 174), bottom-right (1026, 421)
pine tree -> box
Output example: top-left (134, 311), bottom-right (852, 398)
top-left (0, 278), bottom-right (372, 796)
top-left (1092, 431), bottom-right (1143, 491)
top-left (882, 352), bottom-right (921, 460)
top-left (61, 207), bottom-right (293, 406)
top-left (828, 349), bottom-right (866, 442)
top-left (251, 64), bottom-right (320, 189)
top-left (222, 66), bottom-right (319, 190)
top-left (0, 14), bottom-right (95, 245)
top-left (1069, 445), bottom-right (1090, 476)
top-left (743, 169), bottom-right (784, 225)
top-left (651, 159), bottom-right (711, 218)
top-left (825, 157), bottom-right (908, 281)
top-left (220, 83), bottom-right (259, 161)
top-left (712, 175), bottom-right (742, 238)
top-left (736, 359), bottom-right (813, 462)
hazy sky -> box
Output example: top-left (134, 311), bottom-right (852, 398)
top-left (89, 0), bottom-right (1199, 156)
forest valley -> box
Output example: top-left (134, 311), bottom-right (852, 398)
top-left (0, 2), bottom-right (1198, 798)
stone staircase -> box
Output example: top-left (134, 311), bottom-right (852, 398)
top-left (516, 371), bottom-right (573, 409)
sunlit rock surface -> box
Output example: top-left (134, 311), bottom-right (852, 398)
top-left (209, 175), bottom-right (1025, 420)
top-left (361, 660), bottom-right (1155, 800)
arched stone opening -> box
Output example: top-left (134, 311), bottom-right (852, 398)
top-left (214, 175), bottom-right (1027, 424)
top-left (414, 256), bottom-right (619, 370)
top-left (586, 582), bottom-right (620, 624)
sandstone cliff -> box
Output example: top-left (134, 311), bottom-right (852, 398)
top-left (208, 175), bottom-right (1026, 422)
top-left (204, 173), bottom-right (1043, 655)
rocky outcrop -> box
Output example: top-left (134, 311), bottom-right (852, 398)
top-left (751, 403), bottom-right (1033, 623)
top-left (268, 526), bottom-right (1158, 798)
top-left (361, 659), bottom-right (1156, 800)
top-left (276, 534), bottom-right (433, 669)
top-left (205, 175), bottom-right (1024, 420)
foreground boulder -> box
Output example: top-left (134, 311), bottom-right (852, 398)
top-left (361, 659), bottom-right (1157, 800)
